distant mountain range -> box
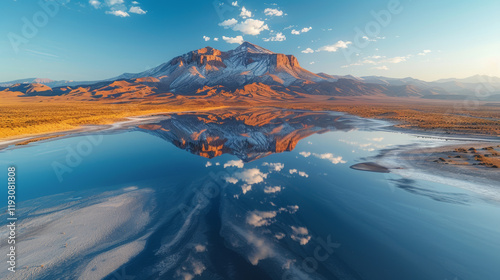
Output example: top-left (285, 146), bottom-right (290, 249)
top-left (2, 42), bottom-right (500, 101)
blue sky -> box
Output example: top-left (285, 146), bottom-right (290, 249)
top-left (1, 0), bottom-right (499, 82)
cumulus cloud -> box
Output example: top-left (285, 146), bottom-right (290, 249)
top-left (384, 56), bottom-right (407, 63)
top-left (298, 171), bottom-right (309, 178)
top-left (224, 159), bottom-right (244, 168)
top-left (241, 184), bottom-right (252, 194)
top-left (299, 151), bottom-right (311, 157)
top-left (219, 18), bottom-right (238, 28)
top-left (244, 231), bottom-right (276, 265)
top-left (290, 226), bottom-right (311, 245)
top-left (205, 161), bottom-right (212, 167)
top-left (246, 210), bottom-right (277, 227)
top-left (264, 8), bottom-right (283, 16)
top-left (263, 32), bottom-right (286, 42)
top-left (274, 232), bottom-right (285, 240)
top-left (373, 65), bottom-right (389, 70)
top-left (106, 0), bottom-right (123, 5)
top-left (313, 153), bottom-right (346, 164)
top-left (129, 6), bottom-right (146, 14)
top-left (289, 169), bottom-right (308, 177)
top-left (89, 0), bottom-right (101, 9)
top-left (301, 48), bottom-right (314, 54)
top-left (224, 177), bottom-right (239, 184)
top-left (231, 1), bottom-right (238, 6)
top-left (262, 162), bottom-right (284, 172)
top-left (301, 27), bottom-right (312, 33)
top-left (194, 244), bottom-right (206, 253)
top-left (222, 35), bottom-right (244, 44)
top-left (105, 10), bottom-right (129, 17)
top-left (203, 36), bottom-right (210, 41)
top-left (234, 168), bottom-right (267, 184)
top-left (240, 6), bottom-right (252, 18)
top-left (291, 27), bottom-right (312, 35)
top-left (264, 186), bottom-right (281, 194)
top-left (317, 40), bottom-right (352, 52)
top-left (213, 37), bottom-right (219, 41)
top-left (233, 19), bottom-right (269, 35)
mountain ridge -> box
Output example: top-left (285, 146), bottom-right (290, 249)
top-left (2, 42), bottom-right (500, 100)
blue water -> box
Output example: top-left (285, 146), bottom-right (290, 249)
top-left (0, 110), bottom-right (499, 280)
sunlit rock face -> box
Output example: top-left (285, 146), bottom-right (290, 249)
top-left (136, 108), bottom-right (354, 161)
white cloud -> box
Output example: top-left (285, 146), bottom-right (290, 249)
top-left (291, 27), bottom-right (312, 35)
top-left (231, 1), bottom-right (238, 6)
top-left (224, 159), bottom-right (244, 168)
top-left (313, 153), bottom-right (346, 164)
top-left (246, 210), bottom-right (277, 227)
top-left (106, 0), bottom-right (123, 5)
top-left (274, 233), bottom-right (285, 240)
top-left (222, 35), bottom-right (244, 44)
top-left (264, 8), bottom-right (283, 16)
top-left (233, 19), bottom-right (269, 35)
top-left (310, 62), bottom-right (315, 64)
top-left (371, 137), bottom-right (384, 142)
top-left (418, 49), bottom-right (432, 56)
top-left (218, 18), bottom-right (238, 28)
top-left (285, 205), bottom-right (299, 214)
top-left (301, 48), bottom-right (314, 54)
top-left (317, 40), bottom-right (352, 52)
top-left (129, 6), bottom-right (146, 14)
top-left (264, 186), bottom-right (281, 194)
top-left (105, 10), bottom-right (129, 17)
top-left (289, 169), bottom-right (308, 177)
top-left (234, 168), bottom-right (267, 184)
top-left (240, 6), bottom-right (252, 18)
top-left (262, 162), bottom-right (284, 172)
top-left (213, 37), bottom-right (219, 41)
top-left (89, 0), bottom-right (101, 9)
top-left (301, 27), bottom-right (312, 33)
top-left (224, 177), bottom-right (239, 184)
top-left (373, 65), bottom-right (389, 70)
top-left (131, 1), bottom-right (139, 4)
top-left (298, 171), bottom-right (309, 178)
top-left (203, 36), bottom-right (210, 41)
top-left (384, 56), bottom-right (407, 63)
top-left (299, 151), bottom-right (311, 157)
top-left (263, 32), bottom-right (286, 42)
top-left (194, 244), bottom-right (206, 252)
top-left (290, 226), bottom-right (311, 245)
top-left (205, 161), bottom-right (212, 167)
top-left (241, 184), bottom-right (252, 194)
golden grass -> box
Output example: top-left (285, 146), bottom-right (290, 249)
top-left (0, 100), bottom-right (225, 140)
top-left (1, 96), bottom-right (499, 140)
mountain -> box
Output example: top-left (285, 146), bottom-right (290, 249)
top-left (114, 42), bottom-right (326, 92)
top-left (2, 42), bottom-right (500, 101)
top-left (434, 75), bottom-right (500, 84)
top-left (0, 77), bottom-right (94, 88)
top-left (136, 108), bottom-right (353, 162)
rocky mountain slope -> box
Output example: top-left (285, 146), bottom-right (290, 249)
top-left (1, 42), bottom-right (499, 101)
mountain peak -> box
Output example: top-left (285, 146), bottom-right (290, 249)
top-left (233, 42), bottom-right (274, 54)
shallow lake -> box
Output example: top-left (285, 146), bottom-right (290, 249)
top-left (1, 108), bottom-right (499, 280)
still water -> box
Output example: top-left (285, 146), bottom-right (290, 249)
top-left (0, 108), bottom-right (499, 280)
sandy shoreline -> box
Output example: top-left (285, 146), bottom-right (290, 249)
top-left (0, 106), bottom-right (233, 151)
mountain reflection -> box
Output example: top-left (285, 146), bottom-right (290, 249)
top-left (135, 108), bottom-right (355, 161)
